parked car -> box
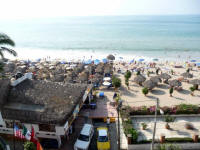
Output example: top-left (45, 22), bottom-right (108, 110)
top-left (74, 124), bottom-right (94, 150)
top-left (97, 127), bottom-right (110, 150)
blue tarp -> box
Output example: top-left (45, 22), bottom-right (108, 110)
top-left (99, 92), bottom-right (104, 97)
top-left (130, 60), bottom-right (134, 64)
top-left (60, 61), bottom-right (66, 64)
top-left (94, 59), bottom-right (100, 65)
top-left (190, 60), bottom-right (196, 62)
top-left (102, 58), bottom-right (108, 63)
top-left (138, 58), bottom-right (145, 62)
top-left (85, 59), bottom-right (92, 64)
top-left (36, 58), bottom-right (41, 62)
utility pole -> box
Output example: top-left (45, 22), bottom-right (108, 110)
top-left (117, 100), bottom-right (122, 150)
top-left (117, 106), bottom-right (120, 150)
top-left (13, 120), bottom-right (15, 150)
top-left (151, 98), bottom-right (159, 150)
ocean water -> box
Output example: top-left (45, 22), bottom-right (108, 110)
top-left (0, 15), bottom-right (200, 62)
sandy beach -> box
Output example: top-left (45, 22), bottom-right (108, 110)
top-left (113, 61), bottom-right (200, 107)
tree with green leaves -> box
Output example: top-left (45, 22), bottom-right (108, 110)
top-left (189, 86), bottom-right (195, 96)
top-left (169, 87), bottom-right (173, 97)
top-left (142, 87), bottom-right (149, 96)
top-left (136, 70), bottom-right (140, 75)
top-left (0, 33), bottom-right (17, 59)
top-left (24, 141), bottom-right (36, 150)
top-left (112, 76), bottom-right (121, 91)
top-left (124, 70), bottom-right (132, 90)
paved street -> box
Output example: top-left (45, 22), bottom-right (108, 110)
top-left (59, 117), bottom-right (118, 150)
top-left (89, 121), bottom-right (118, 150)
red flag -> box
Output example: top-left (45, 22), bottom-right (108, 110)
top-left (30, 126), bottom-right (37, 145)
top-left (31, 126), bottom-right (35, 139)
top-left (37, 141), bottom-right (43, 150)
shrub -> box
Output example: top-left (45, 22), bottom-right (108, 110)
top-left (129, 104), bottom-right (200, 115)
top-left (141, 122), bottom-right (147, 130)
top-left (24, 141), bottom-right (36, 150)
top-left (164, 115), bottom-right (175, 123)
top-left (136, 71), bottom-right (140, 75)
top-left (190, 86), bottom-right (195, 92)
top-left (112, 77), bottom-right (121, 90)
top-left (128, 128), bottom-right (138, 143)
top-left (176, 104), bottom-right (199, 114)
top-left (124, 70), bottom-right (132, 79)
top-left (142, 87), bottom-right (149, 96)
top-left (155, 144), bottom-right (181, 150)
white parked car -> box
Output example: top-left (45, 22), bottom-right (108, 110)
top-left (74, 124), bottom-right (94, 150)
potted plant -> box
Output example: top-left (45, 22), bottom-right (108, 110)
top-left (169, 87), bottom-right (173, 97)
top-left (189, 86), bottom-right (195, 96)
top-left (160, 134), bottom-right (165, 143)
top-left (142, 87), bottom-right (149, 96)
top-left (185, 122), bottom-right (194, 130)
top-left (141, 122), bottom-right (147, 130)
top-left (164, 115), bottom-right (175, 129)
top-left (192, 134), bottom-right (199, 142)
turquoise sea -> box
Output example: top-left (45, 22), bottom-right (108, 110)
top-left (0, 15), bottom-right (200, 61)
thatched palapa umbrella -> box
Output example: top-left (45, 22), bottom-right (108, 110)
top-left (107, 54), bottom-right (115, 60)
top-left (181, 72), bottom-right (193, 78)
top-left (169, 79), bottom-right (182, 87)
top-left (159, 73), bottom-right (171, 80)
top-left (189, 79), bottom-right (200, 85)
top-left (150, 76), bottom-right (162, 84)
top-left (104, 67), bottom-right (112, 74)
top-left (78, 72), bottom-right (88, 83)
top-left (95, 66), bottom-right (104, 74)
top-left (134, 75), bottom-right (146, 86)
top-left (143, 80), bottom-right (156, 90)
top-left (189, 79), bottom-right (200, 89)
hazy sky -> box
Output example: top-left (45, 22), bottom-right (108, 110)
top-left (0, 0), bottom-right (199, 19)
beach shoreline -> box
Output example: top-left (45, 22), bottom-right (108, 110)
top-left (4, 47), bottom-right (200, 64)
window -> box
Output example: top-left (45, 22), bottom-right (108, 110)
top-left (78, 134), bottom-right (89, 142)
top-left (98, 136), bottom-right (108, 142)
top-left (5, 121), bottom-right (13, 128)
top-left (39, 124), bottom-right (55, 132)
top-left (5, 121), bottom-right (23, 129)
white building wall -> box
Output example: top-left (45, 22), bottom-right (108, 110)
top-left (0, 112), bottom-right (6, 126)
top-left (56, 126), bottom-right (65, 136)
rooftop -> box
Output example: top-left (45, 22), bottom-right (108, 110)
top-left (1, 79), bottom-right (88, 125)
